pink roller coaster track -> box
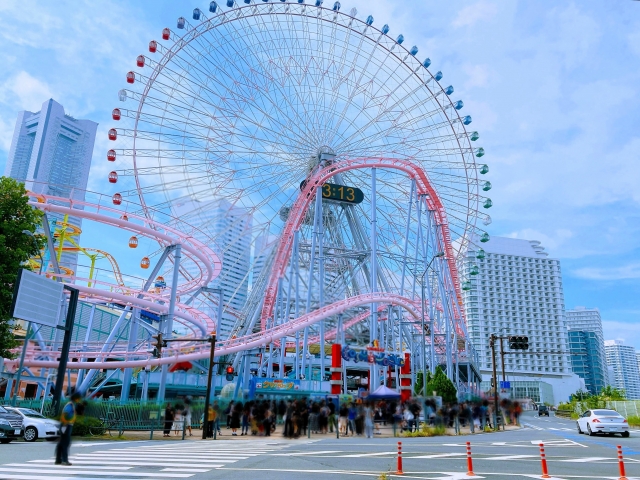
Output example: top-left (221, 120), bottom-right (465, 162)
top-left (260, 157), bottom-right (465, 331)
top-left (7, 293), bottom-right (421, 370)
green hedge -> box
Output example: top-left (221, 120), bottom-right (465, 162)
top-left (71, 416), bottom-right (104, 436)
top-left (628, 415), bottom-right (640, 427)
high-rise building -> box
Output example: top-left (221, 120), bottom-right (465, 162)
top-left (604, 340), bottom-right (640, 400)
top-left (565, 307), bottom-right (608, 394)
top-left (461, 236), bottom-right (583, 404)
top-left (251, 234), bottom-right (278, 290)
top-left (174, 197), bottom-right (252, 338)
top-left (5, 99), bottom-right (97, 272)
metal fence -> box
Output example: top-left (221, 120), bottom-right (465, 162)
top-left (10, 398), bottom-right (234, 430)
top-left (607, 401), bottom-right (640, 418)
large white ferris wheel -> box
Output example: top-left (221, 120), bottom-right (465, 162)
top-left (108, 0), bottom-right (492, 391)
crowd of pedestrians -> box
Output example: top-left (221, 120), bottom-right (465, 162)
top-left (169, 395), bottom-right (524, 439)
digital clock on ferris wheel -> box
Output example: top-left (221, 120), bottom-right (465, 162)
top-left (300, 181), bottom-right (364, 204)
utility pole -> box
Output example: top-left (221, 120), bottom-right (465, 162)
top-left (202, 333), bottom-right (217, 440)
top-left (490, 334), bottom-right (499, 432)
top-left (500, 336), bottom-right (506, 387)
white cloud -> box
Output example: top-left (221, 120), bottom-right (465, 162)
top-left (462, 64), bottom-right (491, 90)
top-left (0, 71), bottom-right (54, 112)
top-left (572, 263), bottom-right (640, 281)
top-left (602, 320), bottom-right (640, 350)
top-left (505, 228), bottom-right (575, 255)
top-left (452, 2), bottom-right (498, 28)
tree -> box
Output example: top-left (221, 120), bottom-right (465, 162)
top-left (426, 366), bottom-right (457, 403)
top-left (0, 177), bottom-right (45, 358)
top-left (598, 386), bottom-right (626, 402)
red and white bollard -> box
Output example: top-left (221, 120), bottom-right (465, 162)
top-left (617, 445), bottom-right (627, 480)
top-left (466, 441), bottom-right (475, 476)
top-left (396, 441), bottom-right (404, 475)
top-left (539, 443), bottom-right (550, 479)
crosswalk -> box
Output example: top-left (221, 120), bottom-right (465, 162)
top-left (522, 421), bottom-right (577, 432)
top-left (0, 440), bottom-right (297, 479)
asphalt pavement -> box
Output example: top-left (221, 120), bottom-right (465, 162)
top-left (0, 411), bottom-right (638, 479)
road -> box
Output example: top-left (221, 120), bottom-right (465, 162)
top-left (0, 411), bottom-right (637, 479)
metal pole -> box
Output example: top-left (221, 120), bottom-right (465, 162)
top-left (420, 281), bottom-right (427, 398)
top-left (318, 187), bottom-right (325, 383)
top-left (490, 334), bottom-right (499, 431)
top-left (370, 167), bottom-right (378, 389)
top-left (52, 286), bottom-right (79, 415)
top-left (202, 334), bottom-right (217, 440)
top-left (500, 337), bottom-right (506, 389)
top-left (159, 244), bottom-right (182, 402)
top-left (11, 322), bottom-right (31, 406)
top-left (217, 290), bottom-right (224, 340)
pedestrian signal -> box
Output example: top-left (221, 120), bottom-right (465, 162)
top-left (225, 366), bottom-right (234, 381)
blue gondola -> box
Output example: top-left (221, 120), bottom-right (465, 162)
top-left (444, 85), bottom-right (454, 95)
top-left (396, 34), bottom-right (404, 44)
top-left (333, 1), bottom-right (340, 10)
top-left (193, 8), bottom-right (202, 19)
top-left (462, 115), bottom-right (472, 125)
top-left (227, 0), bottom-right (234, 7)
top-left (410, 45), bottom-right (418, 55)
top-left (177, 17), bottom-right (186, 29)
top-left (434, 71), bottom-right (443, 81)
top-left (453, 100), bottom-right (463, 110)
top-left (381, 24), bottom-right (389, 34)
top-left (423, 58), bottom-right (431, 68)
top-left (209, 1), bottom-right (218, 12)
top-left (315, 0), bottom-right (323, 5)
top-left (366, 15), bottom-right (373, 25)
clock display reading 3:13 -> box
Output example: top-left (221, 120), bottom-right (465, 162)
top-left (320, 183), bottom-right (364, 204)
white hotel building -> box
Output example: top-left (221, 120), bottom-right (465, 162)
top-left (604, 340), bottom-right (640, 400)
top-left (461, 236), bottom-right (583, 404)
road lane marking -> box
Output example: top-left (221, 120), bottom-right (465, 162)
top-left (0, 467), bottom-right (193, 478)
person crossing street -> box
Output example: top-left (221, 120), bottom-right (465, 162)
top-left (55, 392), bottom-right (82, 466)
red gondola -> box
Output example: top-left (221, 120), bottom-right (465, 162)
top-left (108, 171), bottom-right (118, 183)
top-left (112, 193), bottom-right (122, 205)
top-left (107, 149), bottom-right (116, 161)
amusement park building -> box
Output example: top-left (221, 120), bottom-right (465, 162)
top-left (5, 98), bottom-right (97, 273)
top-left (174, 197), bottom-right (252, 338)
top-left (461, 236), bottom-right (583, 404)
top-left (604, 340), bottom-right (640, 400)
top-left (565, 307), bottom-right (608, 394)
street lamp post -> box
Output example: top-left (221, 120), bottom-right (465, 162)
top-left (419, 252), bottom-right (445, 397)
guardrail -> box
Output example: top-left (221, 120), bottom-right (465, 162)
top-left (554, 409), bottom-right (573, 419)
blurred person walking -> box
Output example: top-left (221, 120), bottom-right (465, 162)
top-left (163, 402), bottom-right (174, 437)
top-left (55, 392), bottom-right (82, 466)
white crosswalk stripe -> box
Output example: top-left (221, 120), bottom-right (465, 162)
top-left (0, 441), bottom-right (294, 479)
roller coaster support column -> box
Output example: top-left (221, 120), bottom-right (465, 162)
top-left (120, 308), bottom-right (140, 403)
top-left (370, 167), bottom-right (378, 389)
top-left (318, 185), bottom-right (326, 381)
top-left (330, 344), bottom-right (342, 394)
top-left (399, 353), bottom-right (412, 402)
top-left (158, 244), bottom-right (182, 403)
top-left (78, 246), bottom-right (172, 394)
top-left (41, 213), bottom-right (61, 279)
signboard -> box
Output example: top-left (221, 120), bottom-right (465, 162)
top-left (341, 345), bottom-right (405, 367)
top-left (300, 181), bottom-right (364, 204)
top-left (10, 269), bottom-right (64, 328)
top-left (499, 381), bottom-right (511, 389)
top-left (254, 378), bottom-right (301, 393)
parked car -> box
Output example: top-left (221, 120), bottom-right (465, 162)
top-left (3, 407), bottom-right (60, 442)
top-left (0, 406), bottom-right (23, 444)
top-left (576, 409), bottom-right (630, 437)
top-left (538, 405), bottom-right (549, 417)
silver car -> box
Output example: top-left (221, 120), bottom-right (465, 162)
top-left (4, 407), bottom-right (60, 442)
top-left (576, 409), bottom-right (630, 437)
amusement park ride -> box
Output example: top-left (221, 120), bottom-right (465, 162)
top-left (5, 0), bottom-right (493, 402)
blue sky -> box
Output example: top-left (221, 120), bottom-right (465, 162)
top-left (0, 0), bottom-right (638, 347)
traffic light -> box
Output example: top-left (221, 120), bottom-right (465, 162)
top-left (151, 333), bottom-right (166, 358)
top-left (225, 366), bottom-right (234, 381)
top-left (508, 335), bottom-right (529, 350)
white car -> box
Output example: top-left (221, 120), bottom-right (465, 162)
top-left (4, 407), bottom-right (60, 442)
top-left (576, 409), bottom-right (630, 437)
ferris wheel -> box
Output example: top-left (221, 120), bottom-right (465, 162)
top-left (107, 0), bottom-right (491, 384)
